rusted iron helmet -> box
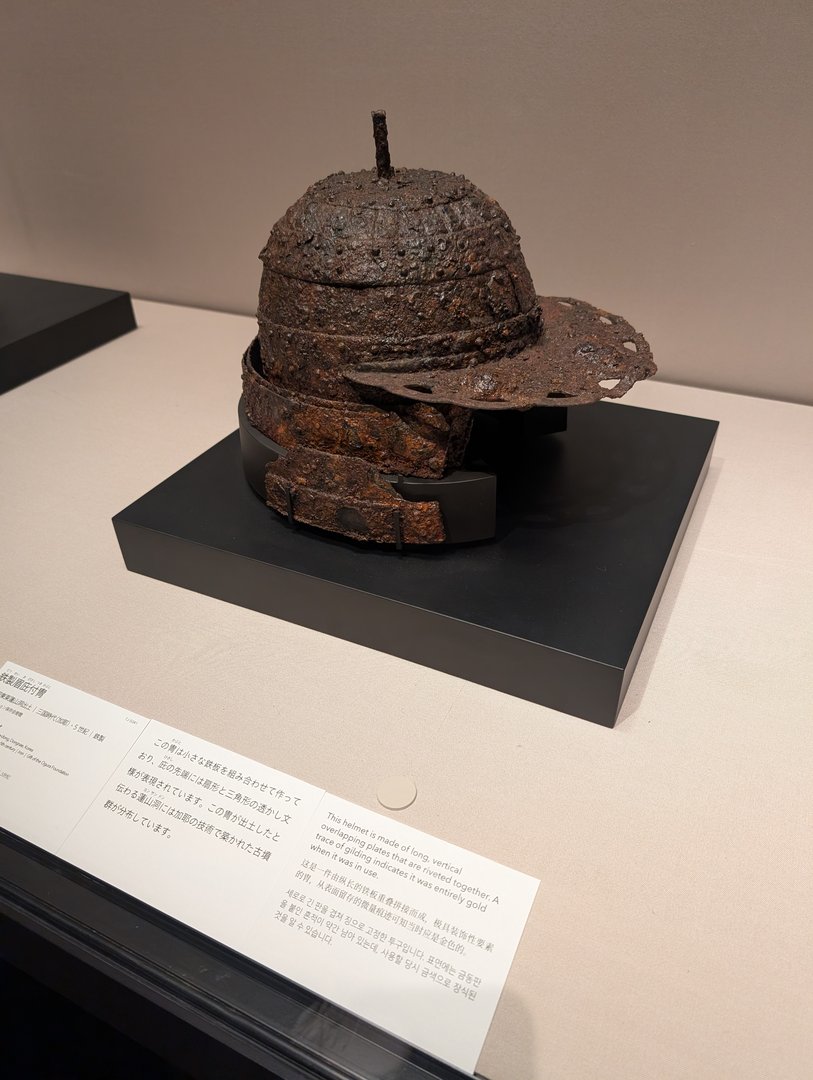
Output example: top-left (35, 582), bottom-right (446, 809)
top-left (242, 111), bottom-right (656, 545)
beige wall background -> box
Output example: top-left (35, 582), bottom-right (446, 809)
top-left (1, 0), bottom-right (811, 403)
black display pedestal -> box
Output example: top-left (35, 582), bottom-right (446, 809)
top-left (114, 402), bottom-right (717, 727)
top-left (0, 273), bottom-right (136, 393)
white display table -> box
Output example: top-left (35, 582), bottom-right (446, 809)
top-left (1, 299), bottom-right (811, 1080)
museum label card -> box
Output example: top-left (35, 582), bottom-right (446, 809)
top-left (0, 663), bottom-right (539, 1073)
top-left (0, 662), bottom-right (149, 850)
top-left (238, 793), bottom-right (539, 1072)
top-left (59, 718), bottom-right (326, 948)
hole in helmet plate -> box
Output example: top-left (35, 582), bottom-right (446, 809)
top-left (546, 390), bottom-right (574, 398)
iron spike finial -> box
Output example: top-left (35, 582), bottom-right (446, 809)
top-left (371, 110), bottom-right (393, 180)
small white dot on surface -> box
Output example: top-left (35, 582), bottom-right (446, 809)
top-left (376, 775), bottom-right (417, 810)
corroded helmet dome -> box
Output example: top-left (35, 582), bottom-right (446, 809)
top-left (257, 166), bottom-right (541, 404)
top-left (241, 111), bottom-right (656, 545)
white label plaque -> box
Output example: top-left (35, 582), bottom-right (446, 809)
top-left (0, 664), bottom-right (149, 851)
top-left (59, 718), bottom-right (326, 949)
top-left (240, 793), bottom-right (539, 1072)
top-left (0, 663), bottom-right (538, 1073)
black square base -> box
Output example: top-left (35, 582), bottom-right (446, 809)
top-left (0, 273), bottom-right (136, 393)
top-left (114, 403), bottom-right (717, 727)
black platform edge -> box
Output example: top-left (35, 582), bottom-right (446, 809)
top-left (0, 273), bottom-right (136, 393)
top-left (113, 405), bottom-right (718, 727)
top-left (0, 828), bottom-right (471, 1080)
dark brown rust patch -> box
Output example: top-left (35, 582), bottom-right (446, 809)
top-left (265, 447), bottom-right (446, 545)
top-left (346, 297), bottom-right (656, 409)
top-left (259, 269), bottom-right (529, 338)
top-left (242, 338), bottom-right (470, 478)
top-left (258, 311), bottom-right (540, 400)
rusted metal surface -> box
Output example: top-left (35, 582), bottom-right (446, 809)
top-left (372, 110), bottom-right (393, 179)
top-left (242, 338), bottom-right (469, 478)
top-left (257, 166), bottom-right (538, 404)
top-left (347, 296), bottom-right (655, 409)
top-left (246, 110), bottom-right (656, 544)
top-left (265, 447), bottom-right (446, 545)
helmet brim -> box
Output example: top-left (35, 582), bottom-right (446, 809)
top-left (345, 296), bottom-right (656, 410)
